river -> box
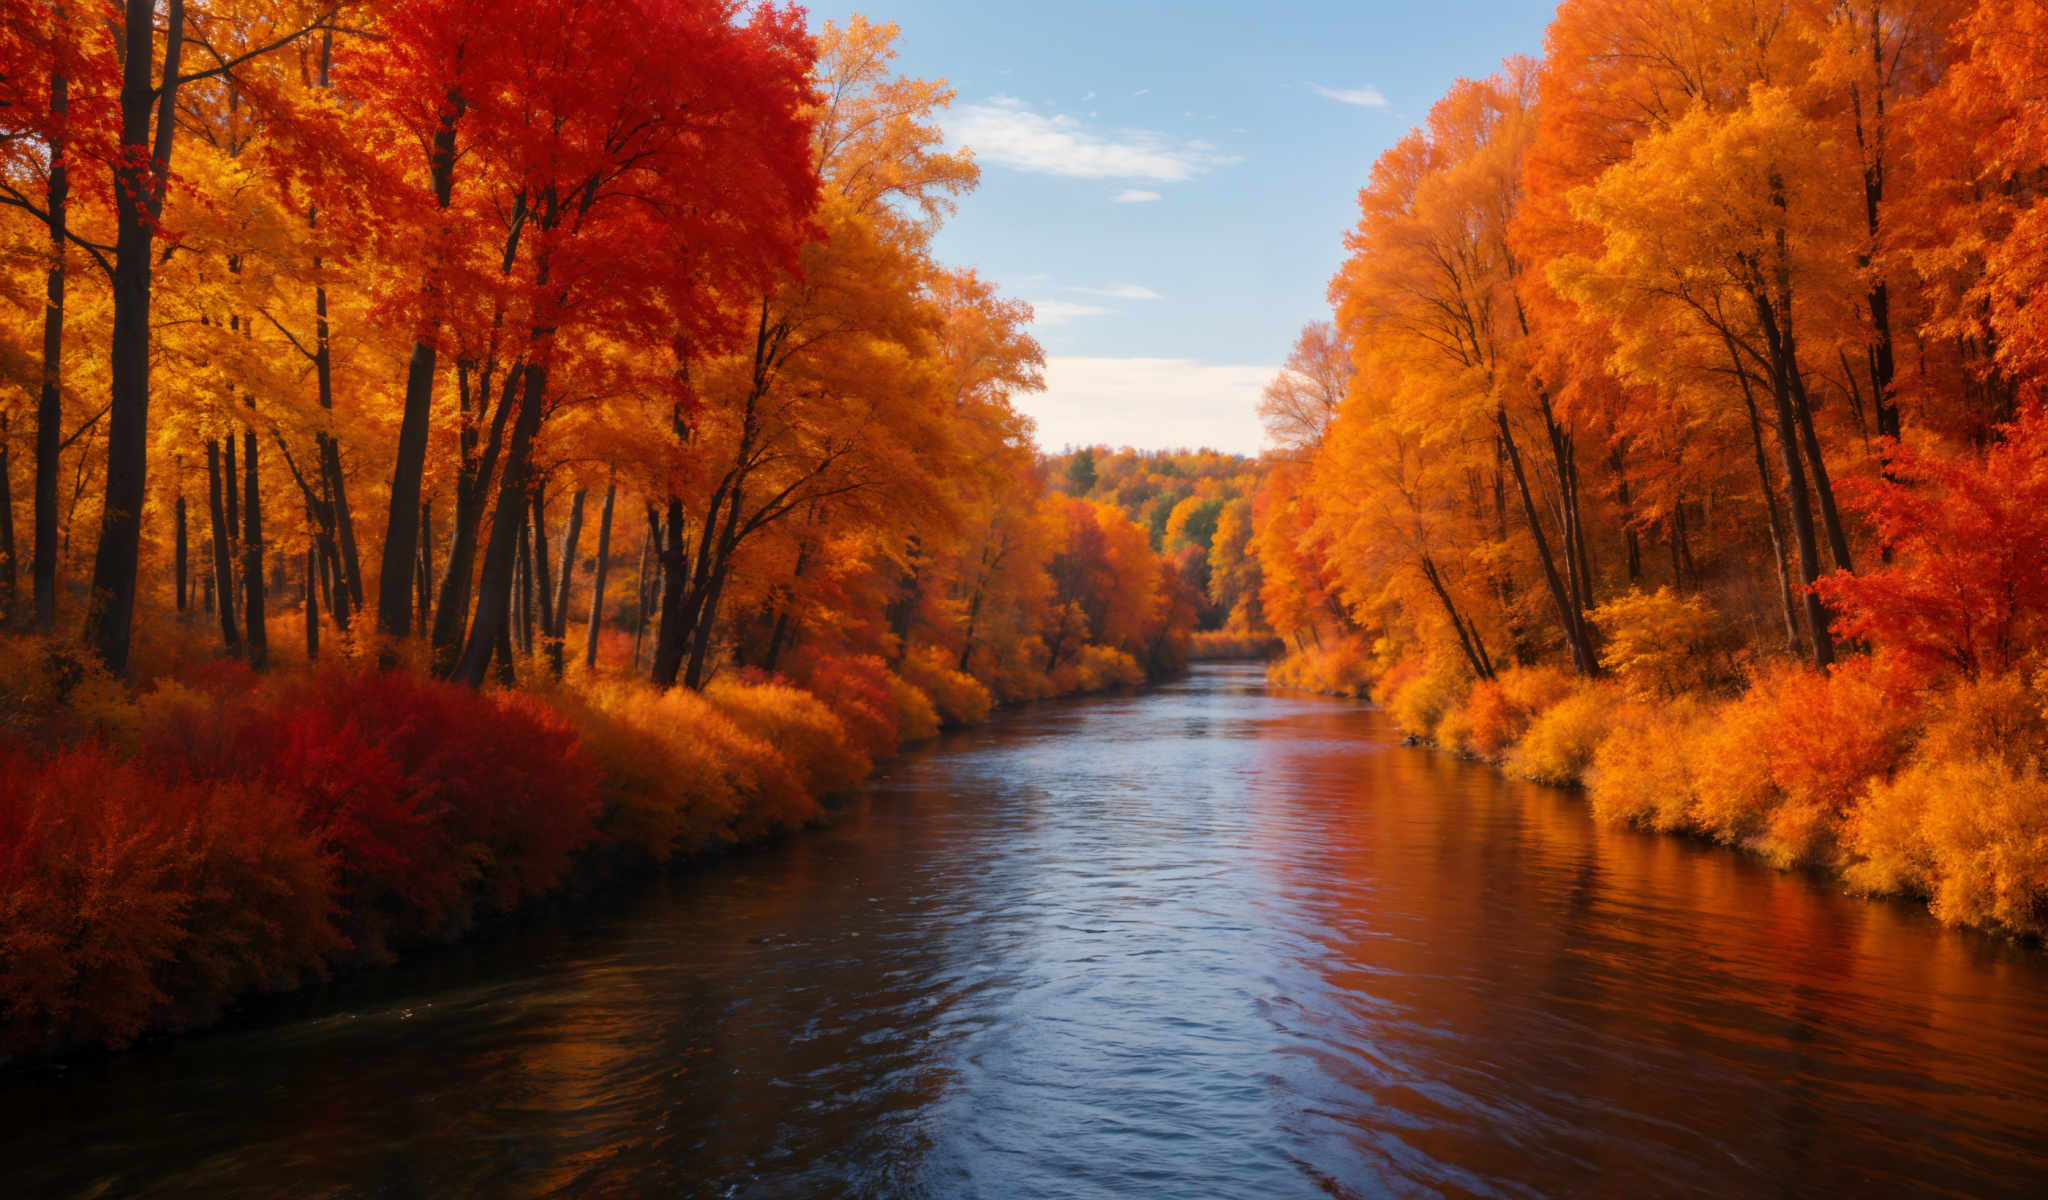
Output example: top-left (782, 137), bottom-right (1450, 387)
top-left (6, 662), bottom-right (2048, 1197)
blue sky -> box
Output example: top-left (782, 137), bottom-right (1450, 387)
top-left (835, 0), bottom-right (1557, 454)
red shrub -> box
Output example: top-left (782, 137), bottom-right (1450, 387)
top-left (0, 742), bottom-right (337, 1058)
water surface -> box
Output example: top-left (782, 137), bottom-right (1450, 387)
top-left (8, 663), bottom-right (2048, 1197)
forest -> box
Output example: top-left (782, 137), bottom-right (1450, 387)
top-left (9, 0), bottom-right (2048, 1065)
top-left (1252, 0), bottom-right (2048, 941)
top-left (0, 3), bottom-right (1197, 1059)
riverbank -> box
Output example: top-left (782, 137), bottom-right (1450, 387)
top-left (1269, 630), bottom-right (2048, 943)
top-left (0, 634), bottom-right (1172, 1065)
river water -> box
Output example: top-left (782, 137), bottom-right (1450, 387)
top-left (7, 663), bottom-right (2048, 1197)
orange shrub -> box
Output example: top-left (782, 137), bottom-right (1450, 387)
top-left (887, 674), bottom-right (942, 743)
top-left (1054, 644), bottom-right (1144, 695)
top-left (0, 635), bottom-right (139, 747)
top-left (1268, 634), bottom-right (1375, 697)
top-left (563, 683), bottom-right (754, 859)
top-left (710, 680), bottom-right (869, 799)
top-left (1459, 666), bottom-right (1577, 759)
top-left (899, 645), bottom-right (994, 727)
top-left (1587, 701), bottom-right (1702, 831)
top-left (1507, 684), bottom-right (1619, 785)
top-left (798, 654), bottom-right (902, 761)
top-left (1375, 654), bottom-right (1471, 742)
top-left (1847, 759), bottom-right (2048, 937)
top-left (1914, 671), bottom-right (2048, 765)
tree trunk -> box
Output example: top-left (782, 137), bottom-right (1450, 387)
top-left (1497, 408), bottom-right (1597, 676)
top-left (242, 425), bottom-right (267, 669)
top-left (206, 440), bottom-right (239, 651)
top-left (583, 482), bottom-right (614, 671)
top-left (416, 498), bottom-right (433, 633)
top-left (632, 506), bottom-right (657, 673)
top-left (651, 497), bottom-right (692, 687)
top-left (33, 71), bottom-right (68, 634)
top-left (1724, 331), bottom-right (1802, 652)
top-left (548, 486), bottom-right (585, 676)
top-left (1752, 294), bottom-right (1835, 668)
top-left (0, 418), bottom-right (14, 621)
top-left (375, 102), bottom-right (462, 644)
top-left (1421, 553), bottom-right (1494, 681)
top-left (431, 361), bottom-right (520, 672)
top-left (173, 493), bottom-right (187, 613)
top-left (304, 544), bottom-right (319, 660)
top-left (516, 507), bottom-right (535, 655)
top-left (84, 0), bottom-right (176, 671)
top-left (452, 361), bottom-right (548, 687)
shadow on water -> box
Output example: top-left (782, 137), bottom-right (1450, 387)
top-left (6, 663), bottom-right (2048, 1197)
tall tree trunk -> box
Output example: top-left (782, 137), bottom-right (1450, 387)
top-left (375, 100), bottom-right (463, 644)
top-left (242, 425), bottom-right (267, 669)
top-left (516, 507), bottom-right (535, 655)
top-left (33, 69), bottom-right (68, 634)
top-left (173, 493), bottom-right (187, 613)
top-left (206, 440), bottom-right (239, 651)
top-left (84, 0), bottom-right (183, 672)
top-left (431, 360), bottom-right (517, 671)
top-left (1752, 293), bottom-right (1835, 668)
top-left (304, 544), bottom-right (319, 660)
top-left (452, 360), bottom-right (548, 687)
top-left (1786, 364), bottom-right (1854, 574)
top-left (0, 417), bottom-right (14, 621)
top-left (415, 498), bottom-right (433, 633)
top-left (1724, 330), bottom-right (1802, 651)
top-left (1496, 408), bottom-right (1598, 676)
top-left (1421, 553), bottom-right (1494, 681)
top-left (548, 486), bottom-right (585, 676)
top-left (651, 497), bottom-right (692, 687)
top-left (632, 506), bottom-right (658, 673)
top-left (583, 481), bottom-right (614, 671)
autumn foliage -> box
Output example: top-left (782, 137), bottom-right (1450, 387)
top-left (1250, 0), bottom-right (2048, 941)
top-left (0, 6), bottom-right (1202, 1060)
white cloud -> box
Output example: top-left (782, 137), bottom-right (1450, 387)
top-left (1310, 83), bottom-right (1389, 108)
top-left (1082, 90), bottom-right (1097, 102)
top-left (949, 99), bottom-right (1238, 182)
top-left (1112, 189), bottom-right (1161, 204)
top-left (1069, 284), bottom-right (1161, 301)
top-left (1023, 357), bottom-right (1273, 454)
top-left (1133, 88), bottom-right (1151, 97)
top-left (1027, 300), bottom-right (1114, 325)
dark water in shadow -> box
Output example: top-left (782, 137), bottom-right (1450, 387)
top-left (7, 663), bottom-right (2048, 1198)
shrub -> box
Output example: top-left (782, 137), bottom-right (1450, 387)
top-left (1056, 644), bottom-right (1144, 694)
top-left (899, 645), bottom-right (993, 727)
top-left (1591, 587), bottom-right (1722, 698)
top-left (1459, 666), bottom-right (1577, 759)
top-left (1588, 701), bottom-right (1702, 831)
top-left (1508, 684), bottom-right (1619, 785)
top-left (1685, 694), bottom-right (1780, 848)
top-left (562, 683), bottom-right (751, 860)
top-left (1268, 635), bottom-right (1376, 697)
top-left (1915, 671), bottom-right (2048, 765)
top-left (887, 674), bottom-right (942, 743)
top-left (1376, 654), bottom-right (1471, 742)
top-left (711, 680), bottom-right (869, 799)
top-left (0, 635), bottom-right (139, 746)
top-left (799, 654), bottom-right (902, 761)
top-left (1847, 759), bottom-right (2048, 937)
top-left (0, 743), bottom-right (336, 1058)
top-left (157, 667), bottom-right (601, 958)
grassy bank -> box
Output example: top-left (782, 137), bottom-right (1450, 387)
top-left (1271, 625), bottom-right (2048, 942)
top-left (0, 635), bottom-right (1160, 1064)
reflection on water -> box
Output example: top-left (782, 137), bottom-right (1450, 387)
top-left (7, 664), bottom-right (2048, 1197)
